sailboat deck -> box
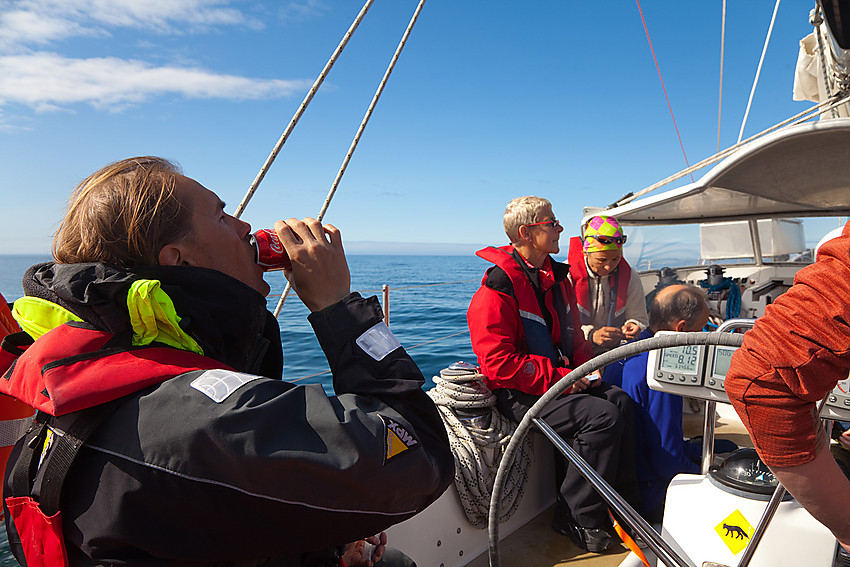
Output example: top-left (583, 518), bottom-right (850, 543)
top-left (465, 402), bottom-right (752, 567)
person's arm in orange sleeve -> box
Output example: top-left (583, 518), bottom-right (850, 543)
top-left (726, 222), bottom-right (850, 551)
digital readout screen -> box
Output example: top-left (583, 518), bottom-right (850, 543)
top-left (711, 347), bottom-right (735, 379)
top-left (659, 345), bottom-right (700, 374)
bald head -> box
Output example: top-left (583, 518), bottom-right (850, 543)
top-left (649, 284), bottom-right (709, 333)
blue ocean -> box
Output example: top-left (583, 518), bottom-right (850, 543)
top-left (0, 253), bottom-right (490, 564)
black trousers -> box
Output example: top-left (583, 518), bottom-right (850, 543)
top-left (495, 382), bottom-right (639, 528)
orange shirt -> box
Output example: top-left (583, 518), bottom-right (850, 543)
top-left (725, 221), bottom-right (850, 467)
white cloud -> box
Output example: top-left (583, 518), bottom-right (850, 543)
top-left (0, 0), bottom-right (258, 49)
top-left (0, 53), bottom-right (311, 110)
top-left (0, 6), bottom-right (94, 49)
top-left (78, 0), bottom-right (251, 29)
top-left (0, 1), bottom-right (315, 113)
top-left (277, 0), bottom-right (329, 23)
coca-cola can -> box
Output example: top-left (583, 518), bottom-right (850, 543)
top-left (251, 229), bottom-right (291, 270)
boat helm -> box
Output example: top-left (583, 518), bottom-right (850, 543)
top-left (708, 448), bottom-right (792, 501)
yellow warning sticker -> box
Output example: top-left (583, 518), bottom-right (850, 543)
top-left (380, 415), bottom-right (419, 462)
top-left (386, 427), bottom-right (410, 460)
top-left (715, 510), bottom-right (755, 555)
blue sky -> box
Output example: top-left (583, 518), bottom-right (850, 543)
top-left (0, 0), bottom-right (834, 258)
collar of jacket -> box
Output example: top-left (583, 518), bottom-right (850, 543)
top-left (583, 257), bottom-right (621, 281)
top-left (510, 248), bottom-right (570, 288)
top-left (14, 262), bottom-right (281, 376)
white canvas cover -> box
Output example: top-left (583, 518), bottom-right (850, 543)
top-left (699, 219), bottom-right (806, 260)
top-left (792, 28), bottom-right (850, 117)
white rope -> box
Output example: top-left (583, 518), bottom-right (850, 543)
top-left (233, 0), bottom-right (375, 219)
top-left (427, 365), bottom-right (532, 529)
top-left (738, 0), bottom-right (781, 144)
top-left (273, 0), bottom-right (427, 317)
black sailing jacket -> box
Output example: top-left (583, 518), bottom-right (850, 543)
top-left (2, 262), bottom-right (453, 566)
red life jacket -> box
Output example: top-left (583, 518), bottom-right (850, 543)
top-left (0, 294), bottom-right (35, 522)
top-left (1, 322), bottom-right (228, 567)
top-left (567, 236), bottom-right (632, 326)
top-left (475, 246), bottom-right (574, 363)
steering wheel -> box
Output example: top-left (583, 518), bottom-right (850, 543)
top-left (486, 331), bottom-right (744, 567)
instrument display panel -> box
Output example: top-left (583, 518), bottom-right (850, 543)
top-left (646, 333), bottom-right (710, 398)
top-left (645, 332), bottom-right (850, 421)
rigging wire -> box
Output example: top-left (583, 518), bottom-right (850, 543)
top-left (635, 0), bottom-right (693, 182)
top-left (315, 0), bottom-right (426, 224)
top-left (737, 0), bottom-right (781, 144)
top-left (233, 0), bottom-right (376, 219)
top-left (273, 0), bottom-right (427, 317)
top-left (717, 0), bottom-right (727, 153)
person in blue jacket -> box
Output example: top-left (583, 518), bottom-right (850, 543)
top-left (620, 284), bottom-right (712, 523)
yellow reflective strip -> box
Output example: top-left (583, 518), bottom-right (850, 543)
top-left (126, 280), bottom-right (203, 355)
top-left (12, 296), bottom-right (82, 339)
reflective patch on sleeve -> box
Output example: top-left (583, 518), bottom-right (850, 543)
top-left (190, 369), bottom-right (260, 403)
top-left (519, 309), bottom-right (546, 326)
top-left (379, 414), bottom-right (419, 463)
top-left (355, 322), bottom-right (401, 361)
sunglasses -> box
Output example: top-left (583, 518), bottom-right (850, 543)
top-left (524, 219), bottom-right (561, 229)
top-left (586, 234), bottom-right (627, 245)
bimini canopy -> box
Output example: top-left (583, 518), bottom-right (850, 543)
top-left (585, 118), bottom-right (850, 226)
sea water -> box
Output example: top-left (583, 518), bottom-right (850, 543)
top-left (264, 254), bottom-right (486, 390)
top-left (0, 253), bottom-right (489, 563)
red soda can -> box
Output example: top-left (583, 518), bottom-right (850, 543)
top-left (251, 229), bottom-right (291, 270)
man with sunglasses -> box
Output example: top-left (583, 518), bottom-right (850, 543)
top-left (467, 197), bottom-right (639, 554)
top-left (567, 215), bottom-right (648, 360)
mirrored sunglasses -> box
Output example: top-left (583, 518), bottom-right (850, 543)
top-left (587, 234), bottom-right (627, 245)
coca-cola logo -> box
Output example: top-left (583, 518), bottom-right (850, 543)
top-left (267, 230), bottom-right (285, 254)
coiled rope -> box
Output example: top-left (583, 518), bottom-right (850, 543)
top-left (426, 364), bottom-right (531, 529)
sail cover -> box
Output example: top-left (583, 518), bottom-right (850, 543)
top-left (793, 0), bottom-right (850, 117)
top-left (587, 119), bottom-right (850, 226)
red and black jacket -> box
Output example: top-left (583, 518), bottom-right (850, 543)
top-left (1, 262), bottom-right (454, 567)
top-left (467, 246), bottom-right (594, 396)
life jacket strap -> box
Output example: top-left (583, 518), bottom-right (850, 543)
top-left (5, 401), bottom-right (120, 567)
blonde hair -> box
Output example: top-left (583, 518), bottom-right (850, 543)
top-left (53, 157), bottom-right (191, 269)
top-left (503, 196), bottom-right (552, 244)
